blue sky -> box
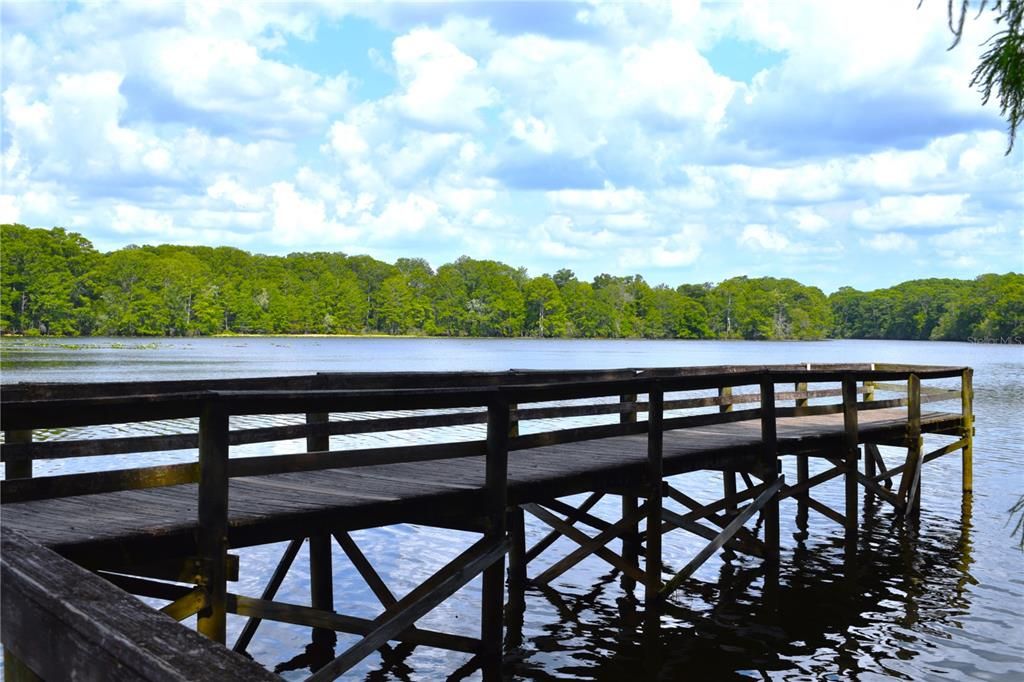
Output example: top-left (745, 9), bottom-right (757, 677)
top-left (1, 1), bottom-right (1020, 292)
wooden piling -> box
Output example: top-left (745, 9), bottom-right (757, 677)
top-left (506, 403), bottom-right (526, 616)
top-left (481, 399), bottom-right (510, 681)
top-left (197, 399), bottom-right (229, 643)
top-left (794, 382), bottom-right (809, 531)
top-left (305, 412), bottom-right (337, 649)
top-left (620, 393), bottom-right (640, 591)
top-left (903, 374), bottom-right (923, 518)
top-left (719, 387), bottom-right (737, 516)
top-left (961, 368), bottom-right (974, 494)
top-left (759, 379), bottom-right (779, 561)
top-left (645, 384), bottom-right (664, 615)
top-left (842, 378), bottom-right (860, 550)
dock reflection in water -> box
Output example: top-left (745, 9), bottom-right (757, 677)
top-left (500, 497), bottom-right (976, 681)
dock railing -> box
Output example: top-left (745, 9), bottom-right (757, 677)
top-left (1, 363), bottom-right (973, 679)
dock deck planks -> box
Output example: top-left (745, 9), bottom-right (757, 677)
top-left (3, 408), bottom-right (959, 563)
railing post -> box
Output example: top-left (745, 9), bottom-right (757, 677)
top-left (645, 383), bottom-right (664, 619)
top-left (961, 368), bottom-right (974, 494)
top-left (481, 398), bottom-right (510, 681)
top-left (842, 377), bottom-right (859, 551)
top-left (719, 386), bottom-right (737, 516)
top-left (306, 412), bottom-right (337, 652)
top-left (759, 378), bottom-right (779, 561)
top-left (4, 430), bottom-right (33, 480)
top-left (620, 393), bottom-right (640, 591)
top-left (197, 398), bottom-right (229, 643)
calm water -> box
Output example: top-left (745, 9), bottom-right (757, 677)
top-left (2, 337), bottom-right (1023, 681)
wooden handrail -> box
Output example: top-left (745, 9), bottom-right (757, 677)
top-left (1, 364), bottom-right (971, 505)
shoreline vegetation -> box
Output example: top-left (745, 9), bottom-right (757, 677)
top-left (3, 224), bottom-right (1022, 342)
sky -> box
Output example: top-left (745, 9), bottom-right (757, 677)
top-left (1, 0), bottom-right (1021, 293)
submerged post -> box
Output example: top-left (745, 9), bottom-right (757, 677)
top-left (794, 381), bottom-right (809, 532)
top-left (306, 412), bottom-right (337, 651)
top-left (961, 368), bottom-right (974, 494)
top-left (506, 403), bottom-right (527, 618)
top-left (759, 378), bottom-right (779, 561)
top-left (645, 384), bottom-right (664, 617)
top-left (842, 377), bottom-right (859, 550)
top-left (620, 393), bottom-right (640, 591)
top-left (482, 398), bottom-right (510, 680)
top-left (719, 386), bottom-right (737, 516)
top-left (197, 398), bottom-right (229, 643)
top-left (902, 374), bottom-right (924, 518)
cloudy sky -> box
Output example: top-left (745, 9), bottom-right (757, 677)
top-left (1, 1), bottom-right (1020, 291)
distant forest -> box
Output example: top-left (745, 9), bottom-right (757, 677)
top-left (2, 224), bottom-right (1021, 342)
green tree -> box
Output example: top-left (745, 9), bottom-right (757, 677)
top-left (525, 276), bottom-right (568, 337)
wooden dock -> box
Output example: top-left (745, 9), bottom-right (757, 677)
top-left (0, 364), bottom-right (974, 680)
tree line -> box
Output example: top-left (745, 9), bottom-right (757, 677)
top-left (2, 224), bottom-right (1021, 341)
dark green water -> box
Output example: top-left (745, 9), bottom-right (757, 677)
top-left (2, 337), bottom-right (1022, 680)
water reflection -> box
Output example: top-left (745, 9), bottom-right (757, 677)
top-left (509, 498), bottom-right (976, 681)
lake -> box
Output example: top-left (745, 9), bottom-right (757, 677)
top-left (2, 336), bottom-right (1022, 680)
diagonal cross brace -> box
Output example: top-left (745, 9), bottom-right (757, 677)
top-left (525, 502), bottom-right (649, 585)
top-left (661, 476), bottom-right (785, 598)
top-left (307, 535), bottom-right (508, 681)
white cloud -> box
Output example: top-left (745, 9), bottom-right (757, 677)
top-left (140, 31), bottom-right (350, 134)
top-left (393, 29), bottom-right (495, 130)
top-left (324, 122), bottom-right (370, 157)
top-left (269, 182), bottom-right (357, 246)
top-left (510, 116), bottom-right (557, 153)
top-left (0, 196), bottom-right (21, 223)
top-left (207, 177), bottom-right (266, 210)
top-left (789, 207), bottom-right (829, 233)
top-left (861, 232), bottom-right (917, 252)
top-left (546, 183), bottom-right (646, 214)
top-left (739, 224), bottom-right (790, 252)
top-left (851, 194), bottom-right (970, 230)
top-left (618, 224), bottom-right (706, 268)
top-left (930, 225), bottom-right (1006, 251)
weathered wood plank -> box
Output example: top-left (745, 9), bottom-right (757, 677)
top-left (0, 528), bottom-right (277, 681)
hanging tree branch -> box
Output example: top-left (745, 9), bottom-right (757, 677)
top-left (934, 0), bottom-right (1024, 153)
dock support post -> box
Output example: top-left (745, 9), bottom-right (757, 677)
top-left (961, 368), bottom-right (974, 494)
top-left (645, 384), bottom-right (664, 624)
top-left (506, 403), bottom-right (526, 618)
top-left (862, 381), bottom-right (877, 506)
top-left (481, 399), bottom-right (510, 681)
top-left (305, 412), bottom-right (337, 651)
top-left (902, 374), bottom-right (923, 518)
top-left (794, 382), bottom-right (809, 534)
top-left (308, 535), bottom-right (337, 650)
top-left (759, 379), bottom-right (779, 562)
top-left (620, 393), bottom-right (640, 591)
top-left (842, 378), bottom-right (860, 553)
top-left (4, 430), bottom-right (32, 480)
top-left (197, 399), bottom-right (229, 643)
top-left (719, 387), bottom-right (737, 516)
